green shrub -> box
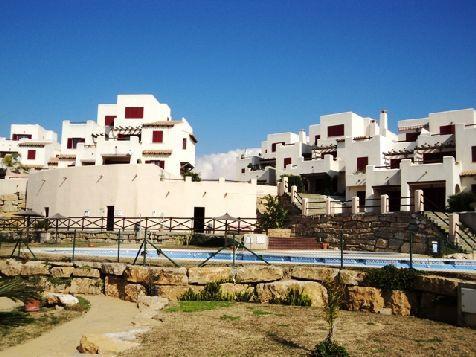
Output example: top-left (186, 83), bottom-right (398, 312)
top-left (363, 265), bottom-right (421, 291)
top-left (270, 288), bottom-right (311, 307)
top-left (281, 174), bottom-right (305, 193)
top-left (258, 195), bottom-right (289, 231)
top-left (180, 282), bottom-right (230, 302)
top-left (447, 191), bottom-right (476, 212)
top-left (310, 339), bottom-right (349, 357)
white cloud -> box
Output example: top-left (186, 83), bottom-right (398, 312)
top-left (195, 148), bottom-right (260, 180)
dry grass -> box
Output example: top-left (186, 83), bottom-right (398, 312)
top-left (123, 302), bottom-right (476, 357)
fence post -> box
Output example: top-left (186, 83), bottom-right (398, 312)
top-left (339, 230), bottom-right (344, 270)
top-left (117, 230), bottom-right (121, 262)
top-left (282, 176), bottom-right (289, 194)
top-left (352, 197), bottom-right (360, 214)
top-left (72, 229), bottom-right (77, 263)
top-left (325, 197), bottom-right (332, 215)
top-left (380, 194), bottom-right (389, 214)
top-left (449, 213), bottom-right (459, 245)
top-left (302, 198), bottom-right (309, 216)
top-left (277, 180), bottom-right (284, 196)
top-left (415, 189), bottom-right (424, 212)
top-left (290, 185), bottom-right (297, 203)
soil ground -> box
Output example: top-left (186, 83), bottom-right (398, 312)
top-left (124, 302), bottom-right (476, 357)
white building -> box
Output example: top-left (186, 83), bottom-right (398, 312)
top-left (237, 108), bottom-right (476, 212)
top-left (54, 94), bottom-right (196, 178)
top-left (0, 124), bottom-right (59, 170)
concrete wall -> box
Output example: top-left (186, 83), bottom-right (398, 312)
top-left (0, 178), bottom-right (27, 195)
top-left (26, 164), bottom-right (258, 218)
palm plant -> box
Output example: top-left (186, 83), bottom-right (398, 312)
top-left (2, 153), bottom-right (28, 174)
top-left (0, 277), bottom-right (42, 302)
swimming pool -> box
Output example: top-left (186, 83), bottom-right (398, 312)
top-left (33, 247), bottom-right (476, 272)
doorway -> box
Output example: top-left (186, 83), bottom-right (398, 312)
top-left (106, 206), bottom-right (115, 231)
top-left (193, 207), bottom-right (205, 233)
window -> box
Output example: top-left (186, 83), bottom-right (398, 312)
top-left (105, 116), bottom-right (116, 126)
top-left (67, 138), bottom-right (85, 149)
top-left (145, 160), bottom-right (164, 169)
top-left (271, 142), bottom-right (285, 152)
top-left (390, 159), bottom-right (401, 169)
top-left (125, 107), bottom-right (144, 119)
top-left (439, 124), bottom-right (455, 135)
top-left (241, 168), bottom-right (245, 174)
top-left (327, 124), bottom-right (344, 137)
top-left (405, 132), bottom-right (419, 142)
top-left (117, 133), bottom-right (130, 141)
top-left (27, 150), bottom-right (36, 160)
top-left (472, 146), bottom-right (476, 162)
top-left (152, 131), bottom-right (163, 143)
top-left (356, 156), bottom-right (368, 172)
top-left (284, 157), bottom-right (292, 168)
top-left (314, 135), bottom-right (320, 145)
top-left (182, 138), bottom-right (187, 150)
top-left (12, 134), bottom-right (32, 141)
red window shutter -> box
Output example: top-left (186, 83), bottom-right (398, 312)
top-left (356, 157), bottom-right (368, 172)
top-left (125, 107), bottom-right (144, 119)
top-left (182, 138), bottom-right (187, 150)
top-left (27, 150), bottom-right (36, 160)
top-left (12, 134), bottom-right (18, 141)
top-left (439, 124), bottom-right (455, 135)
top-left (328, 124), bottom-right (344, 137)
top-left (105, 116), bottom-right (116, 126)
top-left (284, 157), bottom-right (292, 167)
top-left (405, 132), bottom-right (419, 142)
top-left (152, 131), bottom-right (163, 143)
top-left (472, 146), bottom-right (476, 162)
top-left (67, 138), bottom-right (73, 149)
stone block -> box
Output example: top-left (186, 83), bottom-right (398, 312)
top-left (101, 263), bottom-right (126, 276)
top-left (73, 267), bottom-right (101, 278)
top-left (105, 275), bottom-right (125, 299)
top-left (414, 275), bottom-right (461, 296)
top-left (219, 283), bottom-right (254, 300)
top-left (347, 286), bottom-right (384, 313)
top-left (50, 266), bottom-right (75, 278)
top-left (339, 270), bottom-right (366, 286)
top-left (154, 267), bottom-right (188, 285)
top-left (188, 267), bottom-right (232, 285)
top-left (385, 290), bottom-right (414, 316)
top-left (0, 259), bottom-right (22, 276)
top-left (156, 285), bottom-right (204, 301)
top-left (235, 265), bottom-right (283, 283)
top-left (255, 280), bottom-right (327, 307)
top-left (124, 283), bottom-right (146, 302)
top-left (20, 261), bottom-right (49, 276)
top-left (291, 266), bottom-right (339, 282)
top-left (68, 278), bottom-right (102, 295)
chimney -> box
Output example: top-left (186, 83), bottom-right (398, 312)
top-left (380, 110), bottom-right (388, 132)
top-left (299, 129), bottom-right (306, 143)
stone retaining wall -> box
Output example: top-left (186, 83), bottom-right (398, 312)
top-left (292, 212), bottom-right (441, 254)
top-left (0, 192), bottom-right (26, 217)
top-left (0, 258), bottom-right (470, 324)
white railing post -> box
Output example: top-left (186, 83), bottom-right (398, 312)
top-left (325, 197), bottom-right (332, 215)
top-left (290, 185), bottom-right (297, 204)
top-left (277, 181), bottom-right (285, 196)
top-left (415, 189), bottom-right (424, 212)
top-left (283, 176), bottom-right (289, 193)
top-left (449, 213), bottom-right (459, 245)
top-left (352, 196), bottom-right (360, 214)
top-left (302, 198), bottom-right (309, 216)
top-left (381, 194), bottom-right (389, 214)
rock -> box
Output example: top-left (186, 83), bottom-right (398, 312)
top-left (50, 266), bottom-right (75, 278)
top-left (124, 284), bottom-right (146, 302)
top-left (188, 267), bottom-right (232, 285)
top-left (20, 261), bottom-right (49, 275)
top-left (375, 239), bottom-right (388, 249)
top-left (291, 267), bottom-right (339, 282)
top-left (45, 292), bottom-right (79, 306)
top-left (387, 290), bottom-right (413, 316)
top-left (339, 270), bottom-right (366, 286)
top-left (414, 275), bottom-right (461, 296)
top-left (102, 263), bottom-right (126, 276)
top-left (136, 296), bottom-right (169, 319)
top-left (154, 268), bottom-right (188, 285)
top-left (77, 334), bottom-right (138, 354)
top-left (55, 305), bottom-right (64, 311)
top-left (400, 242), bottom-right (427, 254)
top-left (68, 278), bottom-right (102, 295)
top-left (347, 287), bottom-right (384, 313)
top-left (73, 267), bottom-right (100, 278)
top-left (235, 266), bottom-right (284, 283)
top-left (156, 285), bottom-right (204, 301)
top-left (0, 259), bottom-right (22, 276)
top-left (105, 275), bottom-right (125, 299)
top-left (255, 280), bottom-right (327, 307)
top-left (124, 266), bottom-right (156, 283)
top-left (219, 283), bottom-right (254, 300)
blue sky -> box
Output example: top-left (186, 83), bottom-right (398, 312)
top-left (1, 0), bottom-right (475, 155)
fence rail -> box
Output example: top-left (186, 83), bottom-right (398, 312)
top-left (0, 216), bottom-right (260, 235)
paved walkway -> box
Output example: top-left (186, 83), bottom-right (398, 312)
top-left (1, 295), bottom-right (139, 357)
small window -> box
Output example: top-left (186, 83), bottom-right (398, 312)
top-left (314, 135), bottom-right (320, 145)
top-left (439, 124), bottom-right (455, 135)
top-left (182, 138), bottom-right (187, 150)
top-left (271, 142), bottom-right (285, 152)
top-left (390, 159), bottom-right (401, 169)
top-left (152, 131), bottom-right (163, 143)
top-left (27, 150), bottom-right (36, 160)
top-left (145, 160), bottom-right (165, 169)
top-left (405, 132), bottom-right (419, 142)
top-left (356, 156), bottom-right (368, 172)
top-left (105, 116), bottom-right (116, 126)
top-left (327, 124), bottom-right (344, 137)
top-left (67, 138), bottom-right (85, 149)
top-left (284, 157), bottom-right (292, 168)
top-left (12, 134), bottom-right (32, 141)
top-left (472, 146), bottom-right (476, 162)
top-left (241, 168), bottom-right (245, 174)
top-left (125, 107), bottom-right (144, 119)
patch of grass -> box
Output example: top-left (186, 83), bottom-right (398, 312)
top-left (252, 308), bottom-right (272, 317)
top-left (166, 301), bottom-right (233, 313)
top-left (366, 321), bottom-right (376, 326)
top-left (67, 296), bottom-right (91, 312)
top-left (220, 314), bottom-right (240, 321)
top-left (414, 337), bottom-right (443, 343)
top-left (270, 288), bottom-right (311, 307)
top-left (46, 276), bottom-right (72, 287)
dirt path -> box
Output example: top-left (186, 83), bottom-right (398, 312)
top-left (0, 295), bottom-right (139, 357)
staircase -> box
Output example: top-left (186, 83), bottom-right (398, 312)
top-left (268, 236), bottom-right (320, 250)
top-left (301, 193), bottom-right (327, 215)
top-left (423, 211), bottom-right (476, 253)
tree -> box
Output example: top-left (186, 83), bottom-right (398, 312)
top-left (447, 191), bottom-right (476, 212)
top-left (258, 195), bottom-right (289, 231)
top-left (0, 277), bottom-right (42, 302)
top-left (183, 170), bottom-right (201, 182)
top-left (2, 153), bottom-right (28, 174)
